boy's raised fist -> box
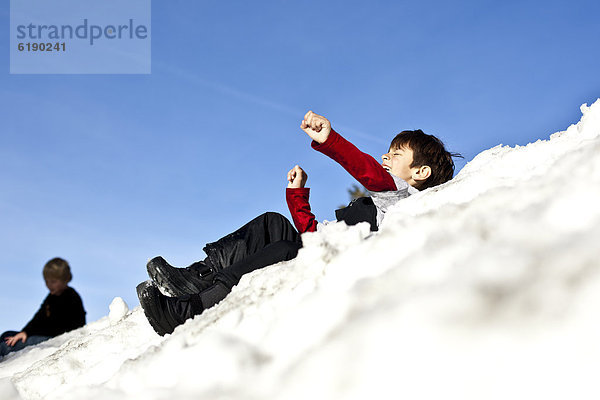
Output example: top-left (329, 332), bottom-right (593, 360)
top-left (287, 165), bottom-right (308, 188)
top-left (301, 111), bottom-right (331, 144)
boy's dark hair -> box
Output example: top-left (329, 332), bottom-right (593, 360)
top-left (390, 130), bottom-right (461, 190)
top-left (43, 257), bottom-right (72, 283)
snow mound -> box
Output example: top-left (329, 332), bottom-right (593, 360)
top-left (1, 100), bottom-right (600, 400)
top-left (108, 297), bottom-right (129, 324)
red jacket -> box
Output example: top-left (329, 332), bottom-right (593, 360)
top-left (286, 129), bottom-right (397, 233)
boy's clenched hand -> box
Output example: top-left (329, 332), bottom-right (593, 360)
top-left (287, 165), bottom-right (308, 188)
top-left (301, 111), bottom-right (331, 144)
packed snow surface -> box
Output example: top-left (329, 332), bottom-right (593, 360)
top-left (2, 100), bottom-right (600, 400)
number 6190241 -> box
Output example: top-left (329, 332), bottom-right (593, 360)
top-left (18, 42), bottom-right (66, 52)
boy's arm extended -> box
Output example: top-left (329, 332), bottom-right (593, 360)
top-left (301, 111), bottom-right (397, 192)
top-left (286, 165), bottom-right (318, 233)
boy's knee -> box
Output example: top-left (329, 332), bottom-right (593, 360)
top-left (256, 212), bottom-right (294, 230)
top-left (264, 212), bottom-right (296, 230)
top-left (250, 211), bottom-right (285, 226)
top-left (262, 211), bottom-right (285, 221)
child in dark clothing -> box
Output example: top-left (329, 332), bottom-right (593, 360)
top-left (137, 111), bottom-right (459, 336)
top-left (1, 258), bottom-right (86, 359)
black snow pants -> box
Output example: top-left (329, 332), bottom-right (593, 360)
top-left (202, 212), bottom-right (302, 289)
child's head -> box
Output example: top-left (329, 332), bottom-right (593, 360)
top-left (43, 257), bottom-right (72, 295)
top-left (382, 129), bottom-right (458, 190)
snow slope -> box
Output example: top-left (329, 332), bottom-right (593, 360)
top-left (1, 100), bottom-right (600, 400)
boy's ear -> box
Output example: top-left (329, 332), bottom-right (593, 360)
top-left (412, 165), bottom-right (431, 182)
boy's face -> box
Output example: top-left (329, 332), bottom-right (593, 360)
top-left (381, 146), bottom-right (418, 184)
top-left (45, 277), bottom-right (68, 295)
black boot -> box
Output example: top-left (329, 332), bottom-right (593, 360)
top-left (146, 256), bottom-right (217, 297)
top-left (136, 280), bottom-right (204, 336)
top-left (136, 280), bottom-right (232, 336)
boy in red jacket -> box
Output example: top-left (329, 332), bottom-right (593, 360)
top-left (137, 111), bottom-right (458, 336)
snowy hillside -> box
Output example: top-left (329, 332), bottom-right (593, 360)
top-left (2, 100), bottom-right (600, 400)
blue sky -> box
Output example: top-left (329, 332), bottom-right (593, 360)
top-left (1, 0), bottom-right (599, 331)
